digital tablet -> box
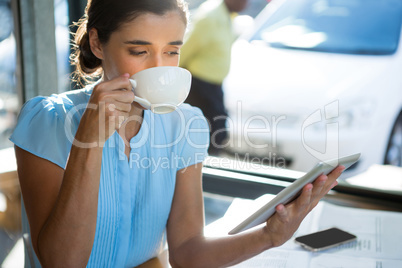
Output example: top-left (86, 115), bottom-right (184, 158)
top-left (228, 153), bottom-right (361, 235)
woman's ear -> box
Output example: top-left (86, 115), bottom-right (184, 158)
top-left (88, 28), bottom-right (104, 60)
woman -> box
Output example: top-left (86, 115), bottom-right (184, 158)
top-left (11, 0), bottom-right (345, 267)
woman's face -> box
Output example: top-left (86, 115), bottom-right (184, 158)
top-left (94, 11), bottom-right (186, 80)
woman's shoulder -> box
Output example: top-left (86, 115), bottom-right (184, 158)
top-left (9, 87), bottom-right (93, 169)
top-left (20, 87), bottom-right (91, 118)
top-left (49, 87), bottom-right (92, 115)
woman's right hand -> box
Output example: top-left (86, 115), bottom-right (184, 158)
top-left (76, 73), bottom-right (135, 146)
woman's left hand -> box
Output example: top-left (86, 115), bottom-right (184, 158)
top-left (262, 165), bottom-right (345, 248)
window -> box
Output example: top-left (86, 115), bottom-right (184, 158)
top-left (0, 0), bottom-right (17, 150)
top-left (0, 0), bottom-right (74, 265)
top-left (54, 0), bottom-right (71, 92)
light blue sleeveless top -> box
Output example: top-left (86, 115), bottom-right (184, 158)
top-left (10, 84), bottom-right (209, 267)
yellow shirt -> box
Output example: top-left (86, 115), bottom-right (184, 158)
top-left (179, 0), bottom-right (236, 84)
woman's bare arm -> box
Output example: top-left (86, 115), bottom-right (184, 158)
top-left (16, 144), bottom-right (102, 267)
top-left (16, 75), bottom-right (134, 267)
top-left (167, 163), bottom-right (344, 268)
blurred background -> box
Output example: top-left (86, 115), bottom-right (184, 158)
top-left (0, 0), bottom-right (401, 266)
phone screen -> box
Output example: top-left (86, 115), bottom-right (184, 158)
top-left (295, 227), bottom-right (357, 251)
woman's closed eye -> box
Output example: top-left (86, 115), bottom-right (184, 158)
top-left (129, 50), bottom-right (147, 56)
top-left (166, 51), bottom-right (180, 56)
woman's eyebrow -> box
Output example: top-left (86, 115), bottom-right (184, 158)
top-left (169, 40), bottom-right (183, 46)
top-left (124, 40), bottom-right (151, 45)
top-left (124, 40), bottom-right (183, 45)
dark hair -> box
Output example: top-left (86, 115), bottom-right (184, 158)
top-left (70, 0), bottom-right (189, 86)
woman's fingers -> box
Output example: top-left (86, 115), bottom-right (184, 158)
top-left (95, 74), bottom-right (132, 92)
top-left (275, 204), bottom-right (288, 220)
top-left (295, 183), bottom-right (313, 212)
top-left (317, 165), bottom-right (344, 194)
top-left (297, 165), bottom-right (345, 211)
top-left (105, 100), bottom-right (133, 113)
top-left (81, 74), bottom-right (138, 143)
top-left (311, 174), bottom-right (329, 199)
top-left (328, 165), bottom-right (345, 180)
top-left (312, 165), bottom-right (344, 193)
top-left (92, 74), bottom-right (135, 104)
top-left (110, 89), bottom-right (135, 104)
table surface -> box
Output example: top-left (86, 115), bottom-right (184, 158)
top-left (134, 190), bottom-right (402, 268)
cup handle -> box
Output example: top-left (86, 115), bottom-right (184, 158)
top-left (133, 96), bottom-right (151, 110)
top-left (129, 79), bottom-right (151, 110)
top-left (129, 79), bottom-right (137, 89)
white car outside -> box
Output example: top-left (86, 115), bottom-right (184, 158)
top-left (222, 0), bottom-right (402, 177)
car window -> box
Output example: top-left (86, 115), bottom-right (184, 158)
top-left (251, 0), bottom-right (402, 55)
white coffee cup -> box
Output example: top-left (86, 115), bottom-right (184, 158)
top-left (129, 66), bottom-right (192, 114)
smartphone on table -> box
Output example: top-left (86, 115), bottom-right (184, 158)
top-left (295, 227), bottom-right (357, 252)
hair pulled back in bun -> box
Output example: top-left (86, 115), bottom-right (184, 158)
top-left (70, 0), bottom-right (189, 87)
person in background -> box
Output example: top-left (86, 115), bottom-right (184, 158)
top-left (10, 0), bottom-right (345, 267)
top-left (180, 0), bottom-right (248, 155)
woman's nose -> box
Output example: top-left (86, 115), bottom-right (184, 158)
top-left (147, 54), bottom-right (163, 68)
